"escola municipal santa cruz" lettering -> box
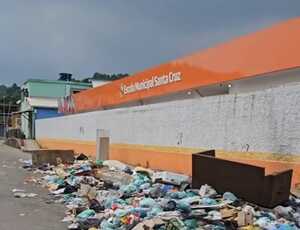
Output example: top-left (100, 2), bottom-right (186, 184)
top-left (120, 72), bottom-right (182, 95)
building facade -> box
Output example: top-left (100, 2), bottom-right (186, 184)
top-left (20, 79), bottom-right (91, 138)
top-left (36, 17), bottom-right (300, 187)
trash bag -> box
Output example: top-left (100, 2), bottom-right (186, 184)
top-left (100, 219), bottom-right (120, 230)
top-left (95, 159), bottom-right (103, 167)
top-left (139, 198), bottom-right (157, 208)
top-left (78, 218), bottom-right (102, 230)
top-left (223, 192), bottom-right (237, 202)
top-left (76, 153), bottom-right (89, 161)
top-left (168, 191), bottom-right (188, 199)
top-left (132, 173), bottom-right (151, 187)
top-left (161, 199), bottom-right (177, 211)
top-left (176, 201), bottom-right (191, 213)
top-left (89, 199), bottom-right (104, 213)
top-left (149, 184), bottom-right (163, 198)
top-left (147, 207), bottom-right (163, 218)
top-left (184, 219), bottom-right (198, 229)
top-left (77, 209), bottom-right (96, 219)
top-left (120, 184), bottom-right (138, 197)
top-left (166, 218), bottom-right (187, 230)
top-left (201, 197), bottom-right (218, 205)
top-left (64, 184), bottom-right (78, 194)
top-left (199, 184), bottom-right (217, 198)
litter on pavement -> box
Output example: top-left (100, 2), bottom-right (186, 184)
top-left (12, 188), bottom-right (38, 198)
top-left (20, 154), bottom-right (300, 230)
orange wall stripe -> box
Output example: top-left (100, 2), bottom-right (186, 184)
top-left (37, 138), bottom-right (300, 188)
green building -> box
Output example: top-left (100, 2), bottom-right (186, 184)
top-left (20, 79), bottom-right (92, 139)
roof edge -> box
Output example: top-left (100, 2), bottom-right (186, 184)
top-left (23, 78), bottom-right (92, 86)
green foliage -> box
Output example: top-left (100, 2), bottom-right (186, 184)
top-left (57, 73), bottom-right (83, 82)
top-left (57, 73), bottom-right (129, 83)
top-left (91, 72), bottom-right (129, 81)
top-left (0, 83), bottom-right (21, 105)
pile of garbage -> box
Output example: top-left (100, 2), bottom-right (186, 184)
top-left (21, 155), bottom-right (300, 230)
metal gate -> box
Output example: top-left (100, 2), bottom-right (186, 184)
top-left (0, 124), bottom-right (5, 138)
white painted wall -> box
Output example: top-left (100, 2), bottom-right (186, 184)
top-left (107, 83), bottom-right (229, 110)
top-left (92, 80), bottom-right (111, 88)
top-left (229, 68), bottom-right (300, 94)
top-left (20, 98), bottom-right (31, 138)
top-left (36, 83), bottom-right (300, 154)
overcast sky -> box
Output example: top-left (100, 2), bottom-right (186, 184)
top-left (0, 0), bottom-right (300, 85)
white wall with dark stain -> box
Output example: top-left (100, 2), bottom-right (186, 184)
top-left (36, 82), bottom-right (300, 154)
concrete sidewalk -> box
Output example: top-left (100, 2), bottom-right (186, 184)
top-left (0, 141), bottom-right (67, 230)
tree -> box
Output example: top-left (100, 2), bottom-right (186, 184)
top-left (0, 84), bottom-right (21, 105)
top-left (92, 72), bottom-right (129, 81)
top-left (58, 73), bottom-right (74, 82)
top-left (57, 72), bottom-right (129, 83)
top-left (81, 78), bottom-right (92, 83)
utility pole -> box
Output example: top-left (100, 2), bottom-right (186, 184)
top-left (3, 96), bottom-right (5, 137)
top-left (6, 102), bottom-right (11, 135)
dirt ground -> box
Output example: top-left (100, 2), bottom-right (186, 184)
top-left (0, 141), bottom-right (67, 230)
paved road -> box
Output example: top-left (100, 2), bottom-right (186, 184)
top-left (0, 141), bottom-right (67, 230)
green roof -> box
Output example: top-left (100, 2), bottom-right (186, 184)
top-left (23, 78), bottom-right (92, 87)
top-left (22, 78), bottom-right (92, 98)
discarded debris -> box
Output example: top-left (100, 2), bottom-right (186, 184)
top-left (12, 188), bottom-right (26, 193)
top-left (12, 187), bottom-right (37, 198)
top-left (76, 153), bottom-right (89, 161)
top-left (153, 171), bottom-right (189, 186)
top-left (13, 192), bottom-right (38, 198)
top-left (20, 156), bottom-right (300, 230)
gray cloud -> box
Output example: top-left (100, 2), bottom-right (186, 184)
top-left (0, 0), bottom-right (299, 85)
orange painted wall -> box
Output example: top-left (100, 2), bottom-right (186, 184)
top-left (37, 138), bottom-right (300, 188)
top-left (37, 139), bottom-right (97, 156)
top-left (73, 17), bottom-right (300, 112)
